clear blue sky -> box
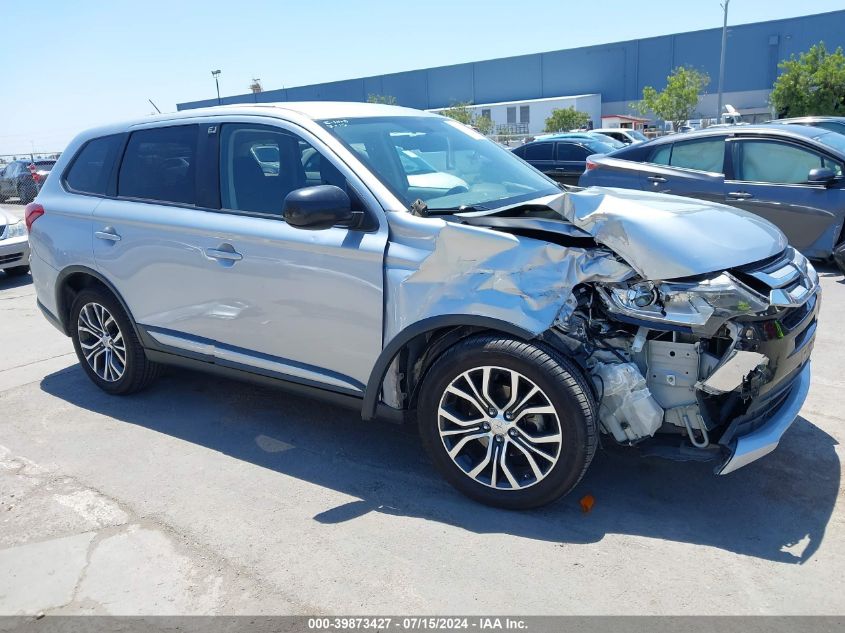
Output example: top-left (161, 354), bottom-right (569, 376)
top-left (2, 0), bottom-right (843, 155)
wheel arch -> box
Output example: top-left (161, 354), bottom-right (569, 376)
top-left (55, 266), bottom-right (142, 340)
top-left (361, 315), bottom-right (535, 420)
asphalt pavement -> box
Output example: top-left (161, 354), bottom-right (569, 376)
top-left (1, 201), bottom-right (843, 615)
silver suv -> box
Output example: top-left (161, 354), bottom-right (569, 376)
top-left (27, 103), bottom-right (819, 509)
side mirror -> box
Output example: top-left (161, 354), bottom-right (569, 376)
top-left (808, 167), bottom-right (837, 186)
top-left (283, 185), bottom-right (354, 230)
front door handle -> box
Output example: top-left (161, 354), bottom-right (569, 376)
top-left (727, 191), bottom-right (754, 199)
top-left (647, 175), bottom-right (667, 183)
top-left (95, 228), bottom-right (121, 242)
top-left (204, 246), bottom-right (243, 262)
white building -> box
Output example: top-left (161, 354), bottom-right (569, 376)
top-left (429, 94), bottom-right (602, 137)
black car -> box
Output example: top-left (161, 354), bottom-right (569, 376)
top-left (0, 159), bottom-right (56, 203)
top-left (513, 137), bottom-right (617, 186)
top-left (769, 116), bottom-right (845, 136)
top-left (579, 124), bottom-right (845, 269)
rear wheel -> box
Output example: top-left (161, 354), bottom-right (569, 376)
top-left (417, 334), bottom-right (597, 509)
top-left (70, 288), bottom-right (161, 395)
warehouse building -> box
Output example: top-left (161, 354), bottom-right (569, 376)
top-left (178, 10), bottom-right (845, 126)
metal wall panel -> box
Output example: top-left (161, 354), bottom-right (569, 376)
top-left (177, 10), bottom-right (845, 112)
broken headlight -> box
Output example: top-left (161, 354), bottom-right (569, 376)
top-left (597, 273), bottom-right (770, 330)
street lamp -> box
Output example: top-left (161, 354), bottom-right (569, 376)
top-left (211, 69), bottom-right (222, 105)
top-left (716, 1), bottom-right (730, 121)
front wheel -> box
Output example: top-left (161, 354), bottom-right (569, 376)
top-left (417, 335), bottom-right (597, 509)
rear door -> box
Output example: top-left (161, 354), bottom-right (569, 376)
top-left (724, 137), bottom-right (845, 258)
top-left (553, 142), bottom-right (590, 185)
top-left (522, 142), bottom-right (555, 178)
top-left (637, 136), bottom-right (726, 203)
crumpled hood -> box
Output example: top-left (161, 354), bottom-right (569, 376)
top-left (549, 187), bottom-right (788, 280)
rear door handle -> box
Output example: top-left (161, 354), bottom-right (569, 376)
top-left (94, 228), bottom-right (121, 242)
top-left (204, 246), bottom-right (243, 262)
top-left (647, 175), bottom-right (667, 183)
top-left (727, 191), bottom-right (754, 199)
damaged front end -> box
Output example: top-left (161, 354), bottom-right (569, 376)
top-left (551, 246), bottom-right (819, 474)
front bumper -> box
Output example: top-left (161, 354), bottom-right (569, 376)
top-left (716, 361), bottom-right (811, 475)
top-left (0, 234), bottom-right (30, 270)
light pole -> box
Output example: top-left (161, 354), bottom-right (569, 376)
top-left (211, 69), bottom-right (222, 105)
top-left (716, 0), bottom-right (730, 121)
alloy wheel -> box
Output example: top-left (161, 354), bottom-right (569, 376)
top-left (437, 366), bottom-right (562, 490)
top-left (77, 302), bottom-right (127, 382)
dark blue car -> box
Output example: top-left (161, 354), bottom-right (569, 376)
top-left (579, 125), bottom-right (845, 270)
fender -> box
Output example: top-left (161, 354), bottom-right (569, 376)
top-left (361, 315), bottom-right (535, 420)
top-left (54, 265), bottom-right (144, 340)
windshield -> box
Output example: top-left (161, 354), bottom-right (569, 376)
top-left (628, 130), bottom-right (648, 141)
top-left (319, 116), bottom-right (559, 211)
top-left (816, 131), bottom-right (845, 156)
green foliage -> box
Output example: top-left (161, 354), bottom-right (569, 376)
top-left (474, 115), bottom-right (494, 135)
top-left (366, 94), bottom-right (397, 105)
top-left (440, 102), bottom-right (495, 135)
top-left (770, 42), bottom-right (845, 117)
top-left (633, 66), bottom-right (710, 131)
top-left (543, 106), bottom-right (591, 133)
top-left (440, 102), bottom-right (475, 125)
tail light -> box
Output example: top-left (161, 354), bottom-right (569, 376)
top-left (32, 172), bottom-right (41, 183)
top-left (24, 203), bottom-right (44, 231)
top-left (585, 159), bottom-right (599, 171)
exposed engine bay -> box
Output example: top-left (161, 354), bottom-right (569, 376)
top-left (546, 245), bottom-right (819, 467)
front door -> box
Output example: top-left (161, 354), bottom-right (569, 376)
top-left (724, 137), bottom-right (845, 258)
top-left (92, 121), bottom-right (387, 393)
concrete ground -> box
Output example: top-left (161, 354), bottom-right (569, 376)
top-left (0, 201), bottom-right (843, 615)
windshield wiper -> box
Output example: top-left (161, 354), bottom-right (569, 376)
top-left (415, 203), bottom-right (490, 217)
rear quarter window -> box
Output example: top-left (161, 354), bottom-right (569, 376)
top-left (64, 135), bottom-right (124, 195)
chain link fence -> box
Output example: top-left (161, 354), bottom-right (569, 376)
top-left (0, 152), bottom-right (62, 204)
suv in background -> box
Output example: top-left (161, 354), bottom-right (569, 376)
top-left (579, 125), bottom-right (845, 270)
top-left (27, 103), bottom-right (818, 509)
top-left (0, 159), bottom-right (56, 203)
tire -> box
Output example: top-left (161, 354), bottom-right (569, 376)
top-left (834, 242), bottom-right (845, 274)
top-left (4, 265), bottom-right (29, 276)
top-left (70, 287), bottom-right (161, 395)
top-left (417, 334), bottom-right (597, 509)
top-left (17, 182), bottom-right (35, 204)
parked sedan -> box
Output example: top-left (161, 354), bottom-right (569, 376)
top-left (580, 125), bottom-right (845, 269)
top-left (769, 116), bottom-right (845, 136)
top-left (0, 159), bottom-right (56, 203)
top-left (513, 137), bottom-right (618, 185)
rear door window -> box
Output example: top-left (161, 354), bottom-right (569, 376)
top-left (524, 143), bottom-right (553, 161)
top-left (65, 135), bottom-right (123, 195)
top-left (668, 138), bottom-right (725, 173)
top-left (118, 125), bottom-right (198, 204)
top-left (648, 144), bottom-right (672, 165)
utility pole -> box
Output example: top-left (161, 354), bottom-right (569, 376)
top-left (716, 0), bottom-right (730, 120)
top-left (211, 69), bottom-right (222, 105)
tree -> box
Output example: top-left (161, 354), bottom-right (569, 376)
top-left (474, 115), bottom-right (494, 135)
top-left (543, 106), bottom-right (591, 133)
top-left (770, 42), bottom-right (845, 117)
top-left (367, 94), bottom-right (397, 105)
top-left (440, 102), bottom-right (475, 125)
top-left (633, 66), bottom-right (710, 132)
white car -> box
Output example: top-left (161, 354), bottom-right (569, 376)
top-left (592, 128), bottom-right (649, 145)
